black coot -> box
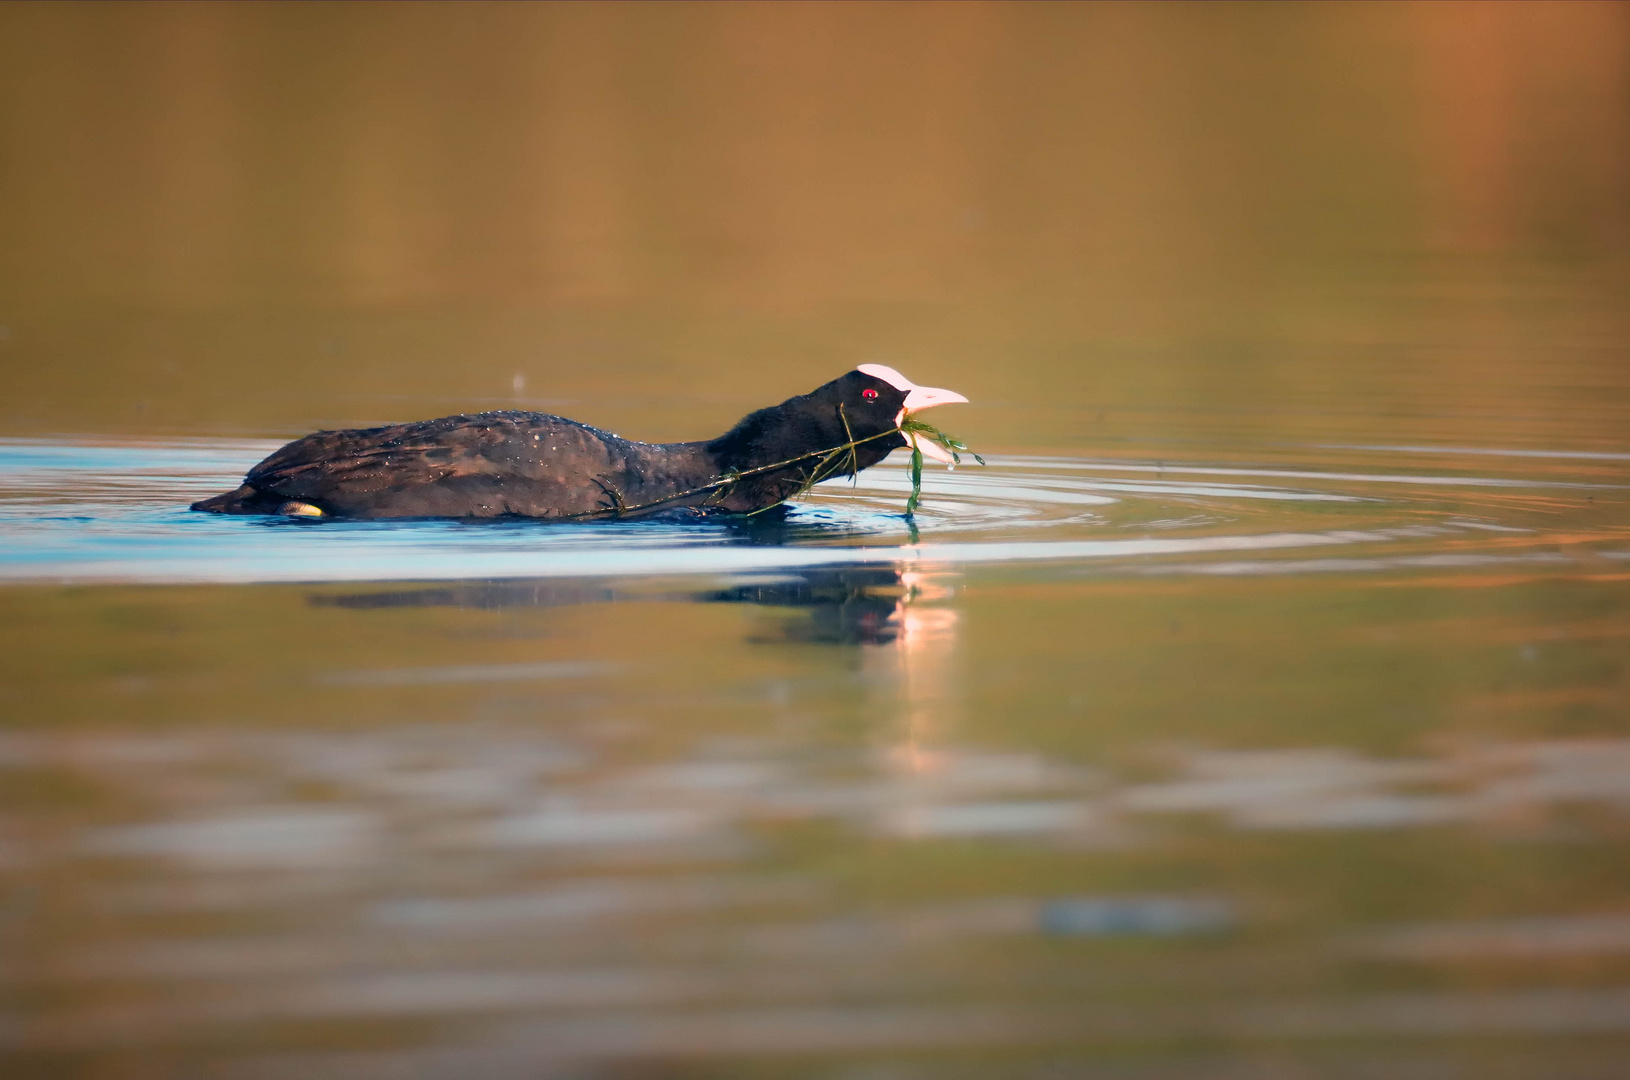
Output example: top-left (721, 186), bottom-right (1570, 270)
top-left (191, 365), bottom-right (968, 520)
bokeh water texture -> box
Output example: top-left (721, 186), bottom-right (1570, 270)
top-left (3, 3), bottom-right (1630, 1078)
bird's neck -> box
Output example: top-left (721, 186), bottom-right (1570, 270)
top-left (686, 401), bottom-right (840, 512)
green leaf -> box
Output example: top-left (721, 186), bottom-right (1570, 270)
top-left (897, 417), bottom-right (984, 515)
top-left (906, 444), bottom-right (923, 515)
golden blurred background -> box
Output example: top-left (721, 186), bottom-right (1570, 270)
top-left (1, 0), bottom-right (1627, 448)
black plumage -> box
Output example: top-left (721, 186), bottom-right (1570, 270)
top-left (191, 367), bottom-right (966, 520)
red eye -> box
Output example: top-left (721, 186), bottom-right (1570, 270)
top-left (862, 388), bottom-right (879, 400)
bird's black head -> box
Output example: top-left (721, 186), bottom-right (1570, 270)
top-left (705, 365), bottom-right (968, 510)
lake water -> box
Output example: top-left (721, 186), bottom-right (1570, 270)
top-left (5, 426), bottom-right (1630, 1078)
top-left (4, 4), bottom-right (1630, 1078)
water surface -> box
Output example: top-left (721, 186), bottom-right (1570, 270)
top-left (4, 430), bottom-right (1630, 1078)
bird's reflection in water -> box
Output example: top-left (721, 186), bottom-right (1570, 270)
top-left (701, 568), bottom-right (906, 645)
top-left (311, 581), bottom-right (621, 611)
top-left (309, 566), bottom-right (918, 646)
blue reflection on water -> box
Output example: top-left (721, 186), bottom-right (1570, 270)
top-left (1, 437), bottom-right (1625, 584)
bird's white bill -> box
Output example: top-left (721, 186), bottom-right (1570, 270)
top-left (893, 387), bottom-right (969, 466)
top-left (901, 385), bottom-right (969, 412)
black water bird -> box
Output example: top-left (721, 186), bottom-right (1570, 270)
top-left (191, 365), bottom-right (968, 520)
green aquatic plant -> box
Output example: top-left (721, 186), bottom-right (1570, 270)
top-left (899, 416), bottom-right (985, 515)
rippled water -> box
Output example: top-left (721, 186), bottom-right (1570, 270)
top-left (4, 433), bottom-right (1630, 1077)
top-left (4, 436), bottom-right (1625, 583)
